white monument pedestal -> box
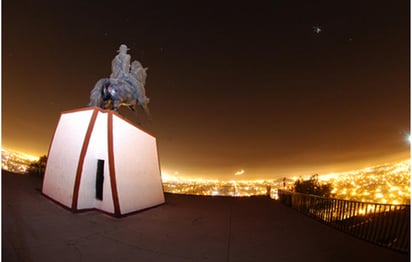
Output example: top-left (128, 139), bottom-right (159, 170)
top-left (42, 107), bottom-right (165, 217)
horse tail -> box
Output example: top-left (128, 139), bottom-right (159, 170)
top-left (141, 103), bottom-right (152, 123)
top-left (88, 78), bottom-right (107, 107)
top-left (139, 97), bottom-right (152, 121)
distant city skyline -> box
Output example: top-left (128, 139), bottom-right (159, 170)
top-left (2, 148), bottom-right (410, 205)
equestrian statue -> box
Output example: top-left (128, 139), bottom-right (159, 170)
top-left (88, 44), bottom-right (151, 122)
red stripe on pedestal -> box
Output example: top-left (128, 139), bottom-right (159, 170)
top-left (107, 112), bottom-right (121, 216)
top-left (72, 109), bottom-right (99, 211)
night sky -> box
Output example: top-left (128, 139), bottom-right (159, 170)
top-left (3, 1), bottom-right (410, 179)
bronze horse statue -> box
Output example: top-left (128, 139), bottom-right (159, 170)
top-left (88, 58), bottom-right (151, 123)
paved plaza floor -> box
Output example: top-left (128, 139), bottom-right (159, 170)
top-left (2, 172), bottom-right (409, 261)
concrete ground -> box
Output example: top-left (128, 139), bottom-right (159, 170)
top-left (2, 172), bottom-right (409, 262)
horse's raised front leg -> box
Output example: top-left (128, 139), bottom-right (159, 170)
top-left (112, 100), bottom-right (121, 111)
top-left (101, 100), bottom-right (109, 110)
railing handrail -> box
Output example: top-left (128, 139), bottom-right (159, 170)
top-left (277, 189), bottom-right (410, 253)
top-left (277, 189), bottom-right (411, 207)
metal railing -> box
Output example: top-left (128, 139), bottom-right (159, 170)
top-left (278, 189), bottom-right (410, 253)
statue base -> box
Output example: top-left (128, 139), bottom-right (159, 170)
top-left (42, 107), bottom-right (165, 217)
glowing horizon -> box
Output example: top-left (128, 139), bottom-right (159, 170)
top-left (161, 154), bottom-right (410, 182)
top-left (2, 147), bottom-right (409, 204)
top-left (2, 148), bottom-right (40, 162)
top-left (2, 146), bottom-right (409, 181)
top-left (162, 159), bottom-right (410, 204)
top-left (163, 152), bottom-right (409, 180)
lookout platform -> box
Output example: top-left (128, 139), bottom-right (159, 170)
top-left (2, 172), bottom-right (408, 261)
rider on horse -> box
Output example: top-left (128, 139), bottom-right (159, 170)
top-left (88, 44), bottom-right (150, 116)
top-left (111, 44), bottom-right (131, 80)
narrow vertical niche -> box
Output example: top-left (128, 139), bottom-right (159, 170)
top-left (96, 159), bottom-right (104, 200)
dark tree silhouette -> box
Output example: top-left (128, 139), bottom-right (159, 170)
top-left (293, 174), bottom-right (333, 197)
top-left (28, 155), bottom-right (47, 176)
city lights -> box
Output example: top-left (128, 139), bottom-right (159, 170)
top-left (1, 149), bottom-right (37, 174)
top-left (162, 160), bottom-right (410, 204)
top-left (318, 160), bottom-right (410, 204)
top-left (2, 148), bottom-right (410, 205)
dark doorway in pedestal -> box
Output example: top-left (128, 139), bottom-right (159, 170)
top-left (96, 159), bottom-right (104, 200)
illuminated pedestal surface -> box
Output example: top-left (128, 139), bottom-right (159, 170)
top-left (42, 107), bottom-right (165, 217)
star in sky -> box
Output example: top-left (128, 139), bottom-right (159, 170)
top-left (313, 26), bottom-right (322, 34)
